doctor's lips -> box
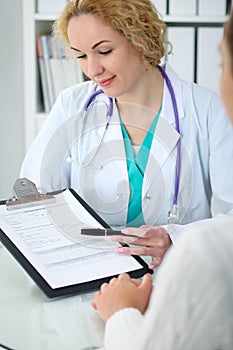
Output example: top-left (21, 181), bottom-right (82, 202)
top-left (97, 76), bottom-right (116, 87)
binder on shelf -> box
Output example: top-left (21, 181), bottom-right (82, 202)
top-left (198, 0), bottom-right (227, 16)
top-left (39, 35), bottom-right (55, 110)
top-left (0, 178), bottom-right (152, 298)
top-left (36, 34), bottom-right (84, 113)
top-left (36, 36), bottom-right (51, 113)
top-left (197, 27), bottom-right (224, 95)
top-left (169, 0), bottom-right (196, 16)
top-left (167, 27), bottom-right (195, 82)
top-left (49, 36), bottom-right (66, 99)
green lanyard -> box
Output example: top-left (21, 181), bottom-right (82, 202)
top-left (121, 107), bottom-right (161, 226)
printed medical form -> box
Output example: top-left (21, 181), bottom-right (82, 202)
top-left (0, 190), bottom-right (142, 290)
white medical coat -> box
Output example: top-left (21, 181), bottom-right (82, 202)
top-left (21, 64), bottom-right (233, 235)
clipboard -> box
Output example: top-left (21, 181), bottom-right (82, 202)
top-left (0, 178), bottom-right (152, 298)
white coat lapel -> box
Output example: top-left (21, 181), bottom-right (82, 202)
top-left (142, 117), bottom-right (181, 224)
top-left (142, 64), bottom-right (184, 224)
top-left (146, 63), bottom-right (184, 179)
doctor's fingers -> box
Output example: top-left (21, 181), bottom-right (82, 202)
top-left (121, 225), bottom-right (167, 238)
top-left (116, 245), bottom-right (162, 258)
top-left (112, 232), bottom-right (170, 251)
top-left (120, 225), bottom-right (152, 239)
top-left (111, 226), bottom-right (169, 245)
top-left (149, 256), bottom-right (162, 269)
top-left (110, 230), bottom-right (158, 245)
top-left (134, 226), bottom-right (172, 253)
top-left (138, 226), bottom-right (169, 240)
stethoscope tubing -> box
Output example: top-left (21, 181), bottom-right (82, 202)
top-left (157, 65), bottom-right (181, 205)
top-left (84, 89), bottom-right (113, 117)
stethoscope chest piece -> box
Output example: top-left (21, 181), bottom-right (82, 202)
top-left (167, 204), bottom-right (180, 224)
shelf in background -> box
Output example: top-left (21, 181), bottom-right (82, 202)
top-left (163, 15), bottom-right (228, 23)
top-left (34, 13), bottom-right (228, 24)
top-left (34, 13), bottom-right (60, 21)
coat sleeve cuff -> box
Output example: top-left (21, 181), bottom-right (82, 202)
top-left (104, 308), bottom-right (143, 350)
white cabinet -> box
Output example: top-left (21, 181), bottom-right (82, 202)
top-left (169, 0), bottom-right (196, 16)
top-left (164, 18), bottom-right (225, 94)
top-left (197, 27), bottom-right (224, 94)
top-left (167, 26), bottom-right (195, 82)
top-left (22, 0), bottom-right (229, 151)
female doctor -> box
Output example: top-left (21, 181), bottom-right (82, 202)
top-left (20, 0), bottom-right (233, 263)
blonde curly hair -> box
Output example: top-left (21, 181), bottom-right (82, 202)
top-left (53, 0), bottom-right (171, 67)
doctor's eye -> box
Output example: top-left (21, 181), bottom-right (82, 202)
top-left (99, 49), bottom-right (112, 55)
top-left (76, 54), bottom-right (87, 60)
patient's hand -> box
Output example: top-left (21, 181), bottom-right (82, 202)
top-left (92, 273), bottom-right (153, 322)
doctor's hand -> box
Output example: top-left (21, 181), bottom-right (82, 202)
top-left (92, 273), bottom-right (153, 322)
top-left (111, 225), bottom-right (172, 268)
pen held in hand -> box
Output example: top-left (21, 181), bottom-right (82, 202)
top-left (81, 228), bottom-right (140, 239)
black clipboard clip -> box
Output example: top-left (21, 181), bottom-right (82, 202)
top-left (6, 178), bottom-right (55, 210)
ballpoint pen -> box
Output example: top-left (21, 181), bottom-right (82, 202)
top-left (81, 228), bottom-right (140, 239)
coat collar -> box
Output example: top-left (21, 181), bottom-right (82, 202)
top-left (95, 64), bottom-right (184, 154)
top-left (160, 63), bottom-right (185, 125)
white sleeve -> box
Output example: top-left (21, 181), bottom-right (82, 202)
top-left (192, 86), bottom-right (233, 215)
top-left (165, 209), bottom-right (233, 244)
top-left (20, 91), bottom-right (72, 193)
top-left (104, 308), bottom-right (143, 350)
top-left (208, 98), bottom-right (233, 214)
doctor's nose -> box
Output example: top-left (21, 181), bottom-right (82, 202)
top-left (86, 58), bottom-right (105, 80)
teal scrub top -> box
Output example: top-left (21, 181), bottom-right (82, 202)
top-left (120, 107), bottom-right (161, 226)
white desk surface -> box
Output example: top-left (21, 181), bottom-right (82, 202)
top-left (0, 246), bottom-right (105, 350)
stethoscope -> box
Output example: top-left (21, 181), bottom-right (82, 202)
top-left (67, 65), bottom-right (181, 224)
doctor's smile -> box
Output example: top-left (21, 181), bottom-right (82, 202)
top-left (96, 76), bottom-right (116, 88)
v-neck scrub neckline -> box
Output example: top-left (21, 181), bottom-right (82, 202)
top-left (120, 107), bottom-right (162, 226)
